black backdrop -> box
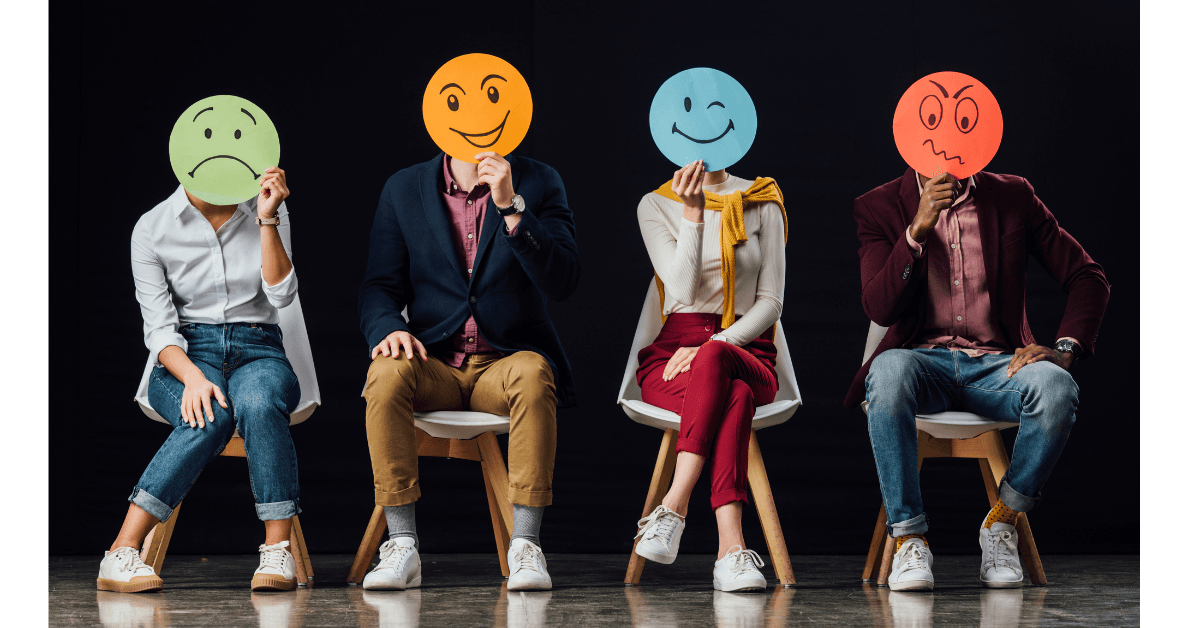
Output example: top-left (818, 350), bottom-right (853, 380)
top-left (51, 1), bottom-right (1139, 556)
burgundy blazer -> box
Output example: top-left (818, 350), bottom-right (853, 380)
top-left (845, 168), bottom-right (1110, 408)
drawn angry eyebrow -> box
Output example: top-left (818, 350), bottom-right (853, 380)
top-left (929, 80), bottom-right (949, 98)
top-left (240, 108), bottom-right (256, 124)
top-left (440, 83), bottom-right (466, 94)
top-left (480, 74), bottom-right (507, 90)
top-left (952, 84), bottom-right (974, 99)
top-left (192, 107), bottom-right (214, 122)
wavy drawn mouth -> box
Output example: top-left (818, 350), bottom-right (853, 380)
top-left (189, 155), bottom-right (261, 179)
top-left (672, 119), bottom-right (735, 144)
top-left (923, 139), bottom-right (965, 164)
top-left (450, 111), bottom-right (510, 149)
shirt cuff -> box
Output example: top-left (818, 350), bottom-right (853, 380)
top-left (905, 226), bottom-right (925, 258)
top-left (503, 215), bottom-right (523, 236)
top-left (262, 267), bottom-right (298, 309)
top-left (147, 331), bottom-right (188, 366)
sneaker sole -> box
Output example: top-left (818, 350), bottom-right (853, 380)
top-left (96, 577), bottom-right (163, 593)
top-left (634, 543), bottom-right (677, 565)
top-left (251, 575), bottom-right (297, 591)
top-left (981, 578), bottom-right (1023, 589)
top-left (712, 579), bottom-right (766, 592)
top-left (888, 579), bottom-right (935, 592)
top-left (507, 579), bottom-right (553, 591)
top-left (363, 575), bottom-right (421, 591)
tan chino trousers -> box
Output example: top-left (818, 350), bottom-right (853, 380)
top-left (364, 351), bottom-right (557, 507)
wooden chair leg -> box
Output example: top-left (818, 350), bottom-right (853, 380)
top-left (288, 515), bottom-right (314, 586)
top-left (141, 503), bottom-right (181, 575)
top-left (746, 431), bottom-right (795, 586)
top-left (288, 522), bottom-right (309, 585)
top-left (477, 432), bottom-right (514, 535)
top-left (978, 432), bottom-right (1047, 586)
top-left (481, 442), bottom-right (512, 578)
top-left (347, 505), bottom-right (388, 584)
top-left (876, 533), bottom-right (896, 585)
top-left (625, 429), bottom-right (678, 585)
top-left (862, 501), bottom-right (889, 581)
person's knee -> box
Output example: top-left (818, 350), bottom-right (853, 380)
top-left (691, 340), bottom-right (736, 373)
top-left (867, 349), bottom-right (921, 394)
top-left (233, 378), bottom-right (294, 431)
top-left (364, 354), bottom-right (418, 402)
top-left (506, 352), bottom-right (555, 387)
top-left (1018, 362), bottom-right (1079, 417)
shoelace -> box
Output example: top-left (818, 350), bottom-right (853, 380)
top-left (987, 530), bottom-right (1019, 570)
top-left (512, 543), bottom-right (545, 574)
top-left (635, 505), bottom-right (681, 544)
top-left (724, 546), bottom-right (765, 576)
top-left (378, 540), bottom-right (414, 569)
top-left (111, 547), bottom-right (151, 574)
top-left (895, 541), bottom-right (930, 574)
top-left (258, 541), bottom-right (291, 571)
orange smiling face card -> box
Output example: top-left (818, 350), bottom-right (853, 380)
top-left (893, 71), bottom-right (1003, 179)
top-left (422, 53), bottom-right (532, 163)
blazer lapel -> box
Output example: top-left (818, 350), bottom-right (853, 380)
top-left (470, 161), bottom-right (524, 281)
top-left (419, 154), bottom-right (464, 276)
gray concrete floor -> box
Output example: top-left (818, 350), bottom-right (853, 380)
top-left (51, 554), bottom-right (1138, 627)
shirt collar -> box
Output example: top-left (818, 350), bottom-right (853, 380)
top-left (913, 171), bottom-right (975, 208)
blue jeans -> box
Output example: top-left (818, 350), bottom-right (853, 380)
top-left (865, 347), bottom-right (1078, 537)
top-left (131, 323), bottom-right (302, 522)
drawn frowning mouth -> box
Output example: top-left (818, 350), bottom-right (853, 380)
top-left (189, 155), bottom-right (261, 179)
top-left (672, 119), bottom-right (735, 144)
top-left (923, 139), bottom-right (964, 164)
top-left (450, 111), bottom-right (510, 149)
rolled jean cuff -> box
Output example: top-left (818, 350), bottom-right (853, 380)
top-left (676, 436), bottom-right (710, 457)
top-left (511, 487), bottom-right (552, 508)
top-left (887, 513), bottom-right (928, 537)
top-left (999, 481), bottom-right (1038, 512)
top-left (129, 488), bottom-right (175, 523)
top-left (710, 488), bottom-right (748, 510)
top-left (376, 484), bottom-right (421, 507)
top-left (256, 499), bottom-right (301, 521)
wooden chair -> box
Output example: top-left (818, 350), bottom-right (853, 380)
top-left (134, 297), bottom-right (322, 586)
top-left (346, 412), bottom-right (515, 584)
top-left (858, 322), bottom-right (1047, 586)
top-left (617, 280), bottom-right (802, 587)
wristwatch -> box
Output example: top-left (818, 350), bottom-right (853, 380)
top-left (1054, 338), bottom-right (1081, 357)
top-left (496, 194), bottom-right (525, 217)
top-left (256, 215), bottom-right (280, 226)
top-left (709, 334), bottom-right (729, 343)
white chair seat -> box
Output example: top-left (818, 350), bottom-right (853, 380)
top-left (413, 410), bottom-right (511, 440)
top-left (915, 412), bottom-right (1018, 440)
top-left (620, 399), bottom-right (802, 433)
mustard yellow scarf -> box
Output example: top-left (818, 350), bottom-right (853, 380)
top-left (651, 177), bottom-right (788, 328)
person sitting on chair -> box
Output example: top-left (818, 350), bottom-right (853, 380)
top-left (849, 168), bottom-right (1109, 591)
top-left (357, 149), bottom-right (579, 591)
top-left (631, 160), bottom-right (788, 592)
top-left (99, 168), bottom-right (303, 593)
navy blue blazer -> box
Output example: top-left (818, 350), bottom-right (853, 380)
top-left (358, 153), bottom-right (580, 407)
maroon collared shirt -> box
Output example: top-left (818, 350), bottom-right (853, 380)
top-left (440, 154), bottom-right (498, 366)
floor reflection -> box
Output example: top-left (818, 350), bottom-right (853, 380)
top-left (859, 583), bottom-right (1048, 627)
top-left (625, 585), bottom-right (796, 628)
top-left (95, 591), bottom-right (169, 628)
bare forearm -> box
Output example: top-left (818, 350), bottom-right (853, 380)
top-left (260, 225), bottom-right (293, 286)
top-left (157, 345), bottom-right (204, 384)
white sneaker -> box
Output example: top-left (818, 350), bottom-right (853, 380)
top-left (888, 538), bottom-right (935, 591)
top-left (634, 505), bottom-right (686, 565)
top-left (712, 546), bottom-right (767, 592)
top-left (507, 538), bottom-right (553, 590)
top-left (251, 540), bottom-right (297, 591)
top-left (979, 521), bottom-right (1024, 588)
top-left (96, 547), bottom-right (162, 593)
top-left (363, 537), bottom-right (422, 590)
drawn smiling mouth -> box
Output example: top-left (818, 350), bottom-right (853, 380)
top-left (189, 155), bottom-right (261, 179)
top-left (450, 111), bottom-right (510, 149)
top-left (672, 119), bottom-right (735, 144)
top-left (923, 139), bottom-right (965, 164)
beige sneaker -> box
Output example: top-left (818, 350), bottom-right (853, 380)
top-left (96, 547), bottom-right (163, 593)
top-left (251, 540), bottom-right (297, 591)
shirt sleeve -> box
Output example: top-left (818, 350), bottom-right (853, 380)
top-left (131, 224), bottom-right (187, 364)
top-left (722, 201), bottom-right (785, 346)
top-left (261, 200), bottom-right (298, 309)
top-left (905, 225), bottom-right (926, 258)
top-left (638, 194), bottom-right (703, 307)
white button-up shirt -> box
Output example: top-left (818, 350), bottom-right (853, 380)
top-left (131, 185), bottom-right (298, 363)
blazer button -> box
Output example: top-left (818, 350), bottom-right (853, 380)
top-left (469, 296), bottom-right (477, 304)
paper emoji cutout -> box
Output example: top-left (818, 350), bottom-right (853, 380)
top-left (169, 95), bottom-right (279, 205)
top-left (423, 53), bottom-right (533, 163)
top-left (649, 68), bottom-right (757, 171)
top-left (893, 71), bottom-right (1002, 179)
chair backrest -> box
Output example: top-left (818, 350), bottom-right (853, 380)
top-left (617, 278), bottom-right (801, 406)
top-left (135, 295), bottom-right (321, 426)
top-left (862, 321), bottom-right (889, 367)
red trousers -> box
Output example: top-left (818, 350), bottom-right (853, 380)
top-left (637, 313), bottom-right (779, 509)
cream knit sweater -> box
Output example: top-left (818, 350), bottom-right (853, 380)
top-left (636, 174), bottom-right (786, 347)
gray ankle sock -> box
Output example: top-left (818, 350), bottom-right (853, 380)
top-left (383, 503), bottom-right (418, 550)
top-left (511, 504), bottom-right (545, 548)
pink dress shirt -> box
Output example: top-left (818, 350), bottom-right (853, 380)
top-left (440, 154), bottom-right (499, 367)
top-left (906, 172), bottom-right (1077, 357)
